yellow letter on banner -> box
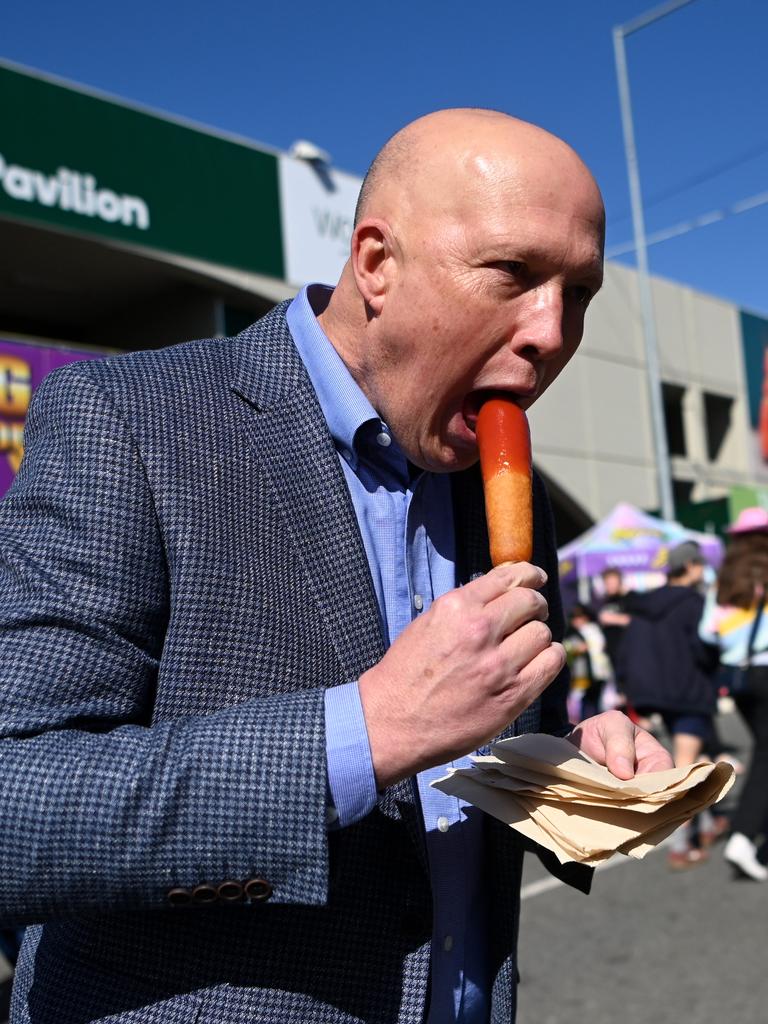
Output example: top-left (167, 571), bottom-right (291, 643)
top-left (0, 355), bottom-right (32, 418)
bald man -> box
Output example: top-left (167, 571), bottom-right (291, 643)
top-left (0, 109), bottom-right (670, 1024)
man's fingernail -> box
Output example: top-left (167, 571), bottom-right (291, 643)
top-left (537, 569), bottom-right (548, 585)
top-left (616, 756), bottom-right (634, 774)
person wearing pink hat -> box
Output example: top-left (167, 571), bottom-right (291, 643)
top-left (700, 507), bottom-right (768, 881)
top-left (727, 506), bottom-right (768, 536)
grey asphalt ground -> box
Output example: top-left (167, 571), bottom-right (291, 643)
top-left (517, 708), bottom-right (766, 1024)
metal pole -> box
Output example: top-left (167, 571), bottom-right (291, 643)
top-left (613, 24), bottom-right (676, 522)
top-left (621, 0), bottom-right (700, 38)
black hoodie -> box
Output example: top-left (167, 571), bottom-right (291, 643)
top-left (618, 584), bottom-right (720, 715)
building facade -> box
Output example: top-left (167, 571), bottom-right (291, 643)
top-left (2, 59), bottom-right (767, 540)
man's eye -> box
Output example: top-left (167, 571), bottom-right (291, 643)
top-left (566, 285), bottom-right (592, 307)
top-left (501, 261), bottom-right (525, 275)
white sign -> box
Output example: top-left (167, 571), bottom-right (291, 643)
top-left (278, 156), bottom-right (361, 287)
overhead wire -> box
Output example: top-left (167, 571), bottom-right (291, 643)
top-left (609, 138), bottom-right (768, 227)
top-left (606, 186), bottom-right (768, 257)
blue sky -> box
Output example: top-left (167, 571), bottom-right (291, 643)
top-left (5, 0), bottom-right (768, 315)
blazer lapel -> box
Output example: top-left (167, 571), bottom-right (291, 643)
top-left (230, 307), bottom-right (423, 861)
top-left (231, 308), bottom-right (385, 683)
top-left (451, 465), bottom-right (492, 585)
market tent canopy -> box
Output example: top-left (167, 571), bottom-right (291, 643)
top-left (558, 502), bottom-right (724, 583)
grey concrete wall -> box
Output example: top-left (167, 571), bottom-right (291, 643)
top-left (529, 261), bottom-right (752, 523)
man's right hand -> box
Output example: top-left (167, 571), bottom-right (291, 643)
top-left (358, 562), bottom-right (565, 789)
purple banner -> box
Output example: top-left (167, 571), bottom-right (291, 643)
top-left (558, 501), bottom-right (725, 586)
top-left (0, 338), bottom-right (105, 498)
top-left (559, 542), bottom-right (723, 581)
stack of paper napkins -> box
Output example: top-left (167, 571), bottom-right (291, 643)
top-left (432, 733), bottom-right (735, 866)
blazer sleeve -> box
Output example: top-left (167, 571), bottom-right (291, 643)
top-left (0, 365), bottom-right (330, 926)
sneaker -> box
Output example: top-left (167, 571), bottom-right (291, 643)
top-left (667, 847), bottom-right (709, 871)
top-left (723, 833), bottom-right (768, 881)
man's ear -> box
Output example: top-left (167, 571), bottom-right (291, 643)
top-left (350, 218), bottom-right (396, 316)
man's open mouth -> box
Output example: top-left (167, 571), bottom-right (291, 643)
top-left (462, 389), bottom-right (522, 433)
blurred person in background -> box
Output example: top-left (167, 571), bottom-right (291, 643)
top-left (699, 507), bottom-right (768, 882)
top-left (596, 567), bottom-right (631, 684)
top-left (619, 541), bottom-right (722, 868)
top-left (594, 567), bottom-right (632, 717)
top-left (564, 604), bottom-right (612, 721)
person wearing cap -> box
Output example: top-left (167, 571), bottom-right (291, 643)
top-left (699, 507), bottom-right (768, 881)
top-left (618, 540), bottom-right (721, 868)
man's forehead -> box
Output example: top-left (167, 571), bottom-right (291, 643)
top-left (480, 151), bottom-right (600, 214)
top-left (363, 108), bottom-right (603, 209)
top-left (446, 200), bottom-right (604, 266)
top-left (421, 144), bottom-right (602, 227)
top-left (370, 115), bottom-right (605, 266)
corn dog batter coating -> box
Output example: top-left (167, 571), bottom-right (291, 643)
top-left (476, 397), bottom-right (533, 566)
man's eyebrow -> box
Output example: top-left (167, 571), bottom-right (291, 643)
top-left (566, 247), bottom-right (604, 289)
top-left (482, 237), bottom-right (602, 262)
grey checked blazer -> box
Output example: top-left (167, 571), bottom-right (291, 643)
top-left (0, 302), bottom-right (581, 1024)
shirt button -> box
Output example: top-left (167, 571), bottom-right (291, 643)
top-left (341, 449), bottom-right (353, 462)
top-left (413, 594), bottom-right (424, 611)
top-left (325, 806), bottom-right (339, 825)
top-left (375, 431), bottom-right (391, 447)
top-left (437, 816), bottom-right (449, 833)
top-left (443, 935), bottom-right (454, 952)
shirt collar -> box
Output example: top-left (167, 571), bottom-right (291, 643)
top-left (286, 284), bottom-right (399, 474)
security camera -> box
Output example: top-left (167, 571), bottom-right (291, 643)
top-left (289, 139), bottom-right (332, 166)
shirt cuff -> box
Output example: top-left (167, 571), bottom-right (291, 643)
top-left (324, 681), bottom-right (378, 828)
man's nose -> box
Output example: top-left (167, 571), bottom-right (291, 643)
top-left (512, 285), bottom-right (564, 361)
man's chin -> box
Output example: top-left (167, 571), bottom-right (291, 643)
top-left (420, 444), bottom-right (479, 475)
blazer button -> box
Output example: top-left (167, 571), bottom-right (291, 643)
top-left (167, 887), bottom-right (192, 907)
top-left (191, 883), bottom-right (219, 906)
top-left (217, 880), bottom-right (245, 903)
top-left (244, 877), bottom-right (273, 902)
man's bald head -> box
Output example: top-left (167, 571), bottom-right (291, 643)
top-left (353, 108), bottom-right (604, 240)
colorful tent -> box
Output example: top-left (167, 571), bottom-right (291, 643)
top-left (558, 502), bottom-right (724, 584)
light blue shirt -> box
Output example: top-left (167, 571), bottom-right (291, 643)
top-left (287, 285), bottom-right (489, 1024)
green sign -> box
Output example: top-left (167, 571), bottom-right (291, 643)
top-left (676, 496), bottom-right (730, 538)
top-left (0, 63), bottom-right (284, 278)
top-left (729, 484), bottom-right (768, 518)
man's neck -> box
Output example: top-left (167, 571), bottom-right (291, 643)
top-left (316, 278), bottom-right (369, 387)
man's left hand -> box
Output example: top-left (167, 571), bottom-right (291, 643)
top-left (567, 709), bottom-right (673, 779)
